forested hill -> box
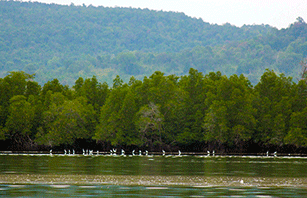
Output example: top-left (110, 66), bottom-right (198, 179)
top-left (0, 1), bottom-right (307, 85)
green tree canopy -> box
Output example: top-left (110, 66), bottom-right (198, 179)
top-left (36, 95), bottom-right (95, 146)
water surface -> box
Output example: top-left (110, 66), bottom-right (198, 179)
top-left (1, 154), bottom-right (307, 197)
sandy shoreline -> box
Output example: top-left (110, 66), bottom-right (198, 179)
top-left (1, 174), bottom-right (307, 188)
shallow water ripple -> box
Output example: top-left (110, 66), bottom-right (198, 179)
top-left (0, 184), bottom-right (307, 197)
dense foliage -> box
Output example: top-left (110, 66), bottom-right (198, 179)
top-left (1, 70), bottom-right (307, 152)
top-left (0, 1), bottom-right (306, 85)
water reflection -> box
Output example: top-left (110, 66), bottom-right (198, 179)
top-left (1, 154), bottom-right (307, 196)
top-left (1, 155), bottom-right (307, 177)
top-left (1, 184), bottom-right (307, 197)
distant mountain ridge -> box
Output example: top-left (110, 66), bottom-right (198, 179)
top-left (0, 0), bottom-right (306, 85)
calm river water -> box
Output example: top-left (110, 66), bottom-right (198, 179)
top-left (0, 154), bottom-right (307, 197)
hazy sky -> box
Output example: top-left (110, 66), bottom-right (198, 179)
top-left (29, 0), bottom-right (306, 29)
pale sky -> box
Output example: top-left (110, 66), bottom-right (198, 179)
top-left (28, 0), bottom-right (306, 29)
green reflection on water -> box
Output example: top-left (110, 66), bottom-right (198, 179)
top-left (1, 184), bottom-right (307, 197)
top-left (1, 155), bottom-right (307, 197)
top-left (1, 155), bottom-right (307, 177)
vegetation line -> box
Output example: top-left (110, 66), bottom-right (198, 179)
top-left (1, 68), bottom-right (307, 153)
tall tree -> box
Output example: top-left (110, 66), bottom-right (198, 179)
top-left (134, 102), bottom-right (164, 150)
top-left (284, 107), bottom-right (307, 147)
top-left (0, 95), bottom-right (36, 149)
top-left (254, 69), bottom-right (293, 145)
top-left (94, 80), bottom-right (129, 146)
top-left (203, 74), bottom-right (256, 147)
top-left (176, 68), bottom-right (207, 144)
top-left (0, 71), bottom-right (35, 136)
top-left (137, 71), bottom-right (181, 147)
top-left (36, 95), bottom-right (95, 146)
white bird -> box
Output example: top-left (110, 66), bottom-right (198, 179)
top-left (266, 151), bottom-right (269, 157)
top-left (68, 150), bottom-right (71, 155)
top-left (83, 149), bottom-right (85, 155)
top-left (139, 150), bottom-right (142, 156)
top-left (274, 151), bottom-right (277, 157)
top-left (240, 179), bottom-right (244, 184)
top-left (121, 149), bottom-right (125, 156)
top-left (178, 150), bottom-right (181, 156)
top-left (64, 149), bottom-right (67, 155)
top-left (49, 149), bottom-right (52, 155)
top-left (73, 149), bottom-right (75, 155)
top-left (207, 151), bottom-right (210, 157)
top-left (145, 150), bottom-right (148, 156)
top-left (132, 150), bottom-right (135, 156)
top-left (97, 150), bottom-right (99, 155)
top-left (162, 150), bottom-right (165, 156)
top-left (213, 150), bottom-right (215, 157)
